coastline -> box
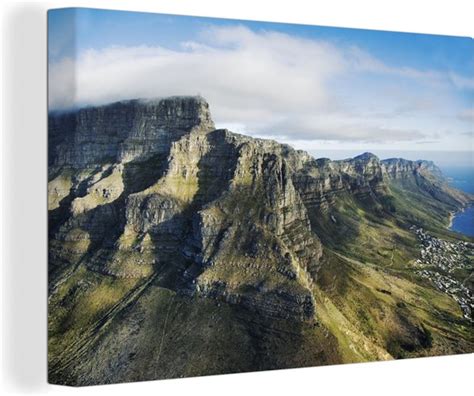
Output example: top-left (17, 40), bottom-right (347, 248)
top-left (447, 208), bottom-right (465, 230)
top-left (448, 211), bottom-right (455, 229)
top-left (449, 207), bottom-right (467, 230)
top-left (448, 205), bottom-right (474, 237)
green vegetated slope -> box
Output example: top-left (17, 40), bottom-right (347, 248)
top-left (292, 168), bottom-right (472, 364)
top-left (48, 97), bottom-right (474, 386)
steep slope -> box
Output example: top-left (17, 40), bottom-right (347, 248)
top-left (48, 97), bottom-right (474, 385)
top-left (381, 157), bottom-right (472, 233)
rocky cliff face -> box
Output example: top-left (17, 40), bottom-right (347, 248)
top-left (292, 152), bottom-right (389, 213)
top-left (48, 96), bottom-right (474, 385)
top-left (381, 157), bottom-right (471, 207)
top-left (49, 97), bottom-right (215, 167)
top-left (381, 158), bottom-right (444, 179)
top-left (49, 96), bottom-right (471, 319)
top-left (49, 97), bottom-right (325, 322)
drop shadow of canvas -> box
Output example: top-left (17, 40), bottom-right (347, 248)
top-left (2, 3), bottom-right (50, 392)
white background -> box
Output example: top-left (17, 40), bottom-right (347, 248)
top-left (1, 1), bottom-right (473, 395)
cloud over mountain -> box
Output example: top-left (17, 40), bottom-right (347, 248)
top-left (49, 26), bottom-right (472, 145)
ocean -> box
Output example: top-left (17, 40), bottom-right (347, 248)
top-left (442, 167), bottom-right (474, 237)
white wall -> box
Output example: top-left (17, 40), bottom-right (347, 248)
top-left (1, 1), bottom-right (473, 395)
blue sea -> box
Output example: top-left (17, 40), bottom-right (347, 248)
top-left (442, 167), bottom-right (474, 237)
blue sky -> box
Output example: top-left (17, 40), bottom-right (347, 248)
top-left (48, 8), bottom-right (474, 166)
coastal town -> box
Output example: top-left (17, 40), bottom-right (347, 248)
top-left (411, 226), bottom-right (473, 321)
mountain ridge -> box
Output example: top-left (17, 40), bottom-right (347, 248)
top-left (48, 96), bottom-right (474, 385)
top-left (48, 96), bottom-right (472, 208)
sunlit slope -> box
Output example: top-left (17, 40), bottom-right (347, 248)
top-left (48, 97), bottom-right (473, 385)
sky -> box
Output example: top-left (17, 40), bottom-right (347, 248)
top-left (48, 8), bottom-right (474, 167)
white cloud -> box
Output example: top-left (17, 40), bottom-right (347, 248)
top-left (48, 57), bottom-right (76, 109)
top-left (49, 27), bottom-right (344, 114)
top-left (449, 73), bottom-right (474, 90)
top-left (458, 107), bottom-right (474, 123)
top-left (258, 115), bottom-right (425, 142)
top-left (347, 46), bottom-right (443, 83)
top-left (48, 25), bottom-right (471, 145)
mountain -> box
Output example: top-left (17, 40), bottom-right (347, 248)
top-left (48, 96), bottom-right (474, 386)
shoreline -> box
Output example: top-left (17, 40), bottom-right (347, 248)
top-left (447, 206), bottom-right (466, 229)
top-left (448, 211), bottom-right (454, 229)
top-left (448, 205), bottom-right (473, 237)
top-left (448, 206), bottom-right (466, 230)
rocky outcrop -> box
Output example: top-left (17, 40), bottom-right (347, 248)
top-left (381, 158), bottom-right (445, 180)
top-left (381, 158), bottom-right (421, 179)
top-left (48, 98), bottom-right (323, 321)
top-left (291, 152), bottom-right (389, 213)
top-left (48, 96), bottom-right (469, 322)
top-left (48, 96), bottom-right (214, 167)
top-left (47, 96), bottom-right (474, 387)
top-left (381, 158), bottom-right (472, 207)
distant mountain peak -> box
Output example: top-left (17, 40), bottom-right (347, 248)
top-left (353, 152), bottom-right (379, 161)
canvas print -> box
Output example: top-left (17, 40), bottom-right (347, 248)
top-left (47, 8), bottom-right (474, 386)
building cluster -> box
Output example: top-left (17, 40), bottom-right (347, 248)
top-left (411, 226), bottom-right (473, 321)
top-left (412, 227), bottom-right (471, 272)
